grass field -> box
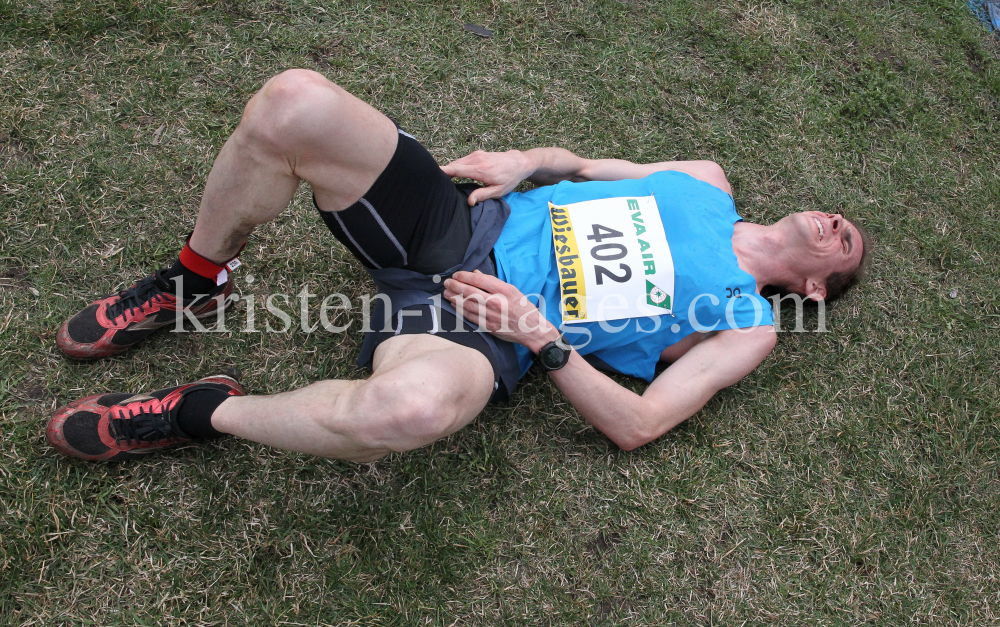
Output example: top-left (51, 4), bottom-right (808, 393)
top-left (2, 0), bottom-right (999, 624)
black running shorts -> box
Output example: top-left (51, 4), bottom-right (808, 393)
top-left (314, 127), bottom-right (507, 401)
top-left (316, 128), bottom-right (472, 274)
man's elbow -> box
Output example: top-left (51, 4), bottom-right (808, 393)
top-left (605, 407), bottom-right (690, 451)
top-left (570, 158), bottom-right (596, 182)
top-left (592, 400), bottom-right (681, 451)
top-left (607, 423), bottom-right (656, 451)
top-left (615, 436), bottom-right (647, 452)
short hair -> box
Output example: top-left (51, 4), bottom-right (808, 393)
top-left (823, 216), bottom-right (872, 301)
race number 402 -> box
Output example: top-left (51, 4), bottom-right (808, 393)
top-left (549, 196), bottom-right (675, 324)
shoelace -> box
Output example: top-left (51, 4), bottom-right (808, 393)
top-left (109, 404), bottom-right (181, 444)
top-left (106, 270), bottom-right (174, 320)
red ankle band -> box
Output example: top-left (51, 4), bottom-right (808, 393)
top-left (179, 243), bottom-right (225, 281)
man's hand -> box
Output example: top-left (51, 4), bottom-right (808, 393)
top-left (442, 270), bottom-right (560, 352)
top-left (440, 150), bottom-right (535, 206)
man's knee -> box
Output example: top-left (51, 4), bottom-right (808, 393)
top-left (343, 377), bottom-right (468, 453)
top-left (240, 69), bottom-right (341, 150)
top-left (258, 69), bottom-right (331, 109)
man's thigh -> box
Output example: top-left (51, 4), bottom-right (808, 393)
top-left (314, 128), bottom-right (471, 274)
top-left (349, 333), bottom-right (495, 452)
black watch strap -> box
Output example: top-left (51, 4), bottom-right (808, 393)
top-left (533, 333), bottom-right (573, 371)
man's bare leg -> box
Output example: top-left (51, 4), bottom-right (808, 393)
top-left (211, 335), bottom-right (495, 461)
top-left (188, 69), bottom-right (399, 262)
top-left (55, 70), bottom-right (402, 359)
top-left (49, 330), bottom-right (497, 461)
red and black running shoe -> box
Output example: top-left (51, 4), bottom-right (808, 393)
top-left (56, 269), bottom-right (234, 359)
top-left (47, 375), bottom-right (244, 462)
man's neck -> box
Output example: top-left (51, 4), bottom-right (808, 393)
top-left (732, 221), bottom-right (799, 293)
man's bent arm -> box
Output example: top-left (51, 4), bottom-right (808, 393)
top-left (441, 270), bottom-right (770, 450)
top-left (523, 147), bottom-right (731, 195)
top-left (441, 149), bottom-right (731, 205)
top-left (547, 326), bottom-right (775, 450)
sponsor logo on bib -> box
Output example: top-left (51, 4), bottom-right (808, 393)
top-left (646, 281), bottom-right (670, 309)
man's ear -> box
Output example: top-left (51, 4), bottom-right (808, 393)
top-left (805, 278), bottom-right (827, 302)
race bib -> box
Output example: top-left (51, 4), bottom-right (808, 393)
top-left (549, 195), bottom-right (675, 324)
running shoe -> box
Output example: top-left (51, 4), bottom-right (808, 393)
top-left (46, 375), bottom-right (244, 462)
top-left (56, 269), bottom-right (234, 359)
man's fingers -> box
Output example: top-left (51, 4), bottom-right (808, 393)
top-left (440, 164), bottom-right (478, 181)
top-left (468, 185), bottom-right (505, 205)
top-left (449, 296), bottom-right (488, 326)
top-left (441, 162), bottom-right (503, 206)
top-left (444, 276), bottom-right (491, 299)
top-left (441, 151), bottom-right (489, 178)
top-left (440, 162), bottom-right (471, 178)
top-left (444, 288), bottom-right (488, 307)
top-left (450, 270), bottom-right (507, 293)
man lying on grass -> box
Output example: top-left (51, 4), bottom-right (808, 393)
top-left (46, 69), bottom-right (868, 462)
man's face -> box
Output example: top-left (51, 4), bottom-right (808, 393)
top-left (779, 211), bottom-right (864, 296)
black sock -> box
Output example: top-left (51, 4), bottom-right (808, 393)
top-left (162, 259), bottom-right (218, 299)
top-left (175, 388), bottom-right (230, 439)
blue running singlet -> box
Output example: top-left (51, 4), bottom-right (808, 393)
top-left (493, 170), bottom-right (773, 381)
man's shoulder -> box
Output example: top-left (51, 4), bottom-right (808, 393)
top-left (657, 324), bottom-right (775, 364)
top-left (713, 324), bottom-right (777, 355)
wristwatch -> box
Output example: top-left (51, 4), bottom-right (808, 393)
top-left (532, 333), bottom-right (573, 371)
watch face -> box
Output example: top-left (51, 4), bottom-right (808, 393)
top-left (543, 349), bottom-right (564, 369)
top-left (535, 335), bottom-right (571, 371)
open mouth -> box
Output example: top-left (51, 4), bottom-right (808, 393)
top-left (813, 217), bottom-right (825, 239)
